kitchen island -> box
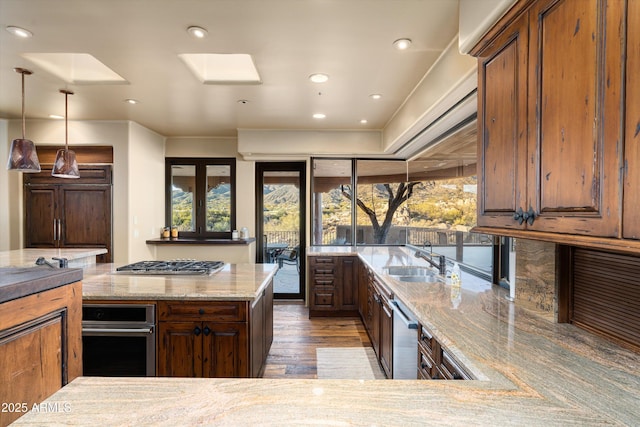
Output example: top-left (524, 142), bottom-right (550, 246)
top-left (11, 247), bottom-right (640, 426)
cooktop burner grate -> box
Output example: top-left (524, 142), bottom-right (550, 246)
top-left (116, 260), bottom-right (225, 275)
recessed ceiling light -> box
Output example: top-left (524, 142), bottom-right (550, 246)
top-left (313, 113), bottom-right (326, 119)
top-left (309, 73), bottom-right (329, 83)
top-left (6, 26), bottom-right (32, 38)
top-left (49, 114), bottom-right (64, 120)
top-left (237, 99), bottom-right (249, 104)
top-left (393, 38), bottom-right (412, 50)
top-left (370, 94), bottom-right (382, 100)
top-left (124, 99), bottom-right (139, 104)
top-left (360, 119), bottom-right (368, 124)
top-left (187, 26), bottom-right (208, 39)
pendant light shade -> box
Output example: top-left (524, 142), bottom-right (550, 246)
top-left (6, 68), bottom-right (41, 172)
top-left (51, 89), bottom-right (80, 179)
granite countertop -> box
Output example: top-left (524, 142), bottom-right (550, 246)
top-left (11, 246), bottom-right (640, 426)
top-left (81, 262), bottom-right (278, 301)
top-left (0, 267), bottom-right (83, 304)
top-left (0, 248), bottom-right (108, 268)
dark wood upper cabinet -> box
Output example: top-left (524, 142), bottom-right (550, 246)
top-left (24, 165), bottom-right (113, 263)
top-left (476, 10), bottom-right (529, 230)
top-left (473, 0), bottom-right (625, 239)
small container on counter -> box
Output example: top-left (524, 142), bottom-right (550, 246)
top-left (162, 227), bottom-right (170, 239)
top-left (171, 227), bottom-right (178, 239)
top-left (240, 227), bottom-right (249, 239)
top-left (232, 230), bottom-right (239, 240)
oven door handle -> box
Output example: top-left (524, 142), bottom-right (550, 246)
top-left (82, 327), bottom-right (154, 335)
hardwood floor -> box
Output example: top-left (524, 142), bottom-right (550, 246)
top-left (262, 302), bottom-right (372, 379)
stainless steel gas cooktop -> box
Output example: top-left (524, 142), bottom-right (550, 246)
top-left (116, 260), bottom-right (225, 275)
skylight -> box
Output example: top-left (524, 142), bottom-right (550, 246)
top-left (21, 53), bottom-right (127, 84)
top-left (178, 53), bottom-right (262, 85)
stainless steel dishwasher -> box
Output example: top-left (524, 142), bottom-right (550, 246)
top-left (392, 298), bottom-right (419, 379)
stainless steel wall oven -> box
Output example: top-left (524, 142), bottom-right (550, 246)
top-left (82, 304), bottom-right (155, 377)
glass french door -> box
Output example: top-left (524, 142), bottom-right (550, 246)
top-left (256, 162), bottom-right (306, 299)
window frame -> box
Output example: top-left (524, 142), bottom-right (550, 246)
top-left (165, 157), bottom-right (236, 239)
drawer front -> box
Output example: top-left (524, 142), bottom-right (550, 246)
top-left (158, 301), bottom-right (247, 322)
top-left (418, 344), bottom-right (435, 380)
top-left (309, 256), bottom-right (336, 265)
top-left (419, 326), bottom-right (434, 353)
top-left (311, 288), bottom-right (336, 309)
top-left (311, 266), bottom-right (336, 275)
top-left (440, 349), bottom-right (470, 380)
top-left (312, 275), bottom-right (335, 286)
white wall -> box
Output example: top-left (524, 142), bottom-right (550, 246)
top-left (126, 122), bottom-right (165, 263)
top-left (0, 119), bottom-right (14, 251)
top-left (237, 129), bottom-right (383, 159)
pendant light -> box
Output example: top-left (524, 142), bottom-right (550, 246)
top-left (6, 68), bottom-right (41, 172)
top-left (51, 89), bottom-right (80, 179)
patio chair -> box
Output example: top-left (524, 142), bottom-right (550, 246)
top-left (277, 245), bottom-right (300, 272)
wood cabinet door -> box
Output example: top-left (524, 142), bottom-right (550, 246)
top-left (60, 185), bottom-right (112, 262)
top-left (476, 11), bottom-right (529, 229)
top-left (263, 280), bottom-right (274, 358)
top-left (157, 321), bottom-right (202, 377)
top-left (527, 0), bottom-right (623, 236)
top-left (623, 0), bottom-right (640, 239)
top-left (0, 315), bottom-right (63, 426)
top-left (338, 257), bottom-right (358, 311)
top-left (202, 322), bottom-right (248, 378)
top-left (24, 186), bottom-right (58, 248)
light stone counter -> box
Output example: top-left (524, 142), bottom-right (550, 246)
top-left (10, 246), bottom-right (640, 426)
top-left (81, 262), bottom-right (278, 301)
top-left (0, 248), bottom-right (107, 268)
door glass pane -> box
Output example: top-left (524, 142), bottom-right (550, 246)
top-left (311, 159), bottom-right (353, 245)
top-left (355, 160), bottom-right (408, 244)
top-left (206, 165), bottom-right (231, 232)
top-left (262, 171), bottom-right (301, 296)
top-left (171, 165), bottom-right (195, 232)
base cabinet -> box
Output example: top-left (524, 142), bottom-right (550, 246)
top-left (157, 301), bottom-right (250, 378)
top-left (308, 255), bottom-right (359, 316)
top-left (418, 325), bottom-right (470, 380)
top-left (0, 280), bottom-right (82, 427)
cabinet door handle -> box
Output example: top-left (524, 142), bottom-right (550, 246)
top-left (57, 219), bottom-right (62, 241)
top-left (203, 326), bottom-right (211, 336)
top-left (513, 207), bottom-right (524, 225)
top-left (53, 219), bottom-right (57, 241)
top-left (194, 326), bottom-right (202, 336)
top-left (523, 206), bottom-right (536, 225)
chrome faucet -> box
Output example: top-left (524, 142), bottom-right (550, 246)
top-left (414, 241), bottom-right (447, 275)
top-left (35, 257), bottom-right (68, 268)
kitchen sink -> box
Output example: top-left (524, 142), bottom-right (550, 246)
top-left (383, 266), bottom-right (442, 283)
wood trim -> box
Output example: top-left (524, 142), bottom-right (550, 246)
top-left (35, 146), bottom-right (113, 164)
top-left (472, 226), bottom-right (640, 256)
top-left (556, 245), bottom-right (573, 323)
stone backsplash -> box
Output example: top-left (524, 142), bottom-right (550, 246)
top-left (514, 238), bottom-right (557, 320)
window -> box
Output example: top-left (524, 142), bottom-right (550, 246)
top-left (165, 158), bottom-right (236, 238)
top-left (311, 159), bottom-right (354, 245)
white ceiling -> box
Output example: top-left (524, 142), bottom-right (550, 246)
top-left (0, 0), bottom-right (461, 138)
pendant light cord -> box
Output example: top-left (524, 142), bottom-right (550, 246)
top-left (21, 71), bottom-right (26, 139)
top-left (60, 89), bottom-right (74, 153)
top-left (65, 91), bottom-right (68, 152)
